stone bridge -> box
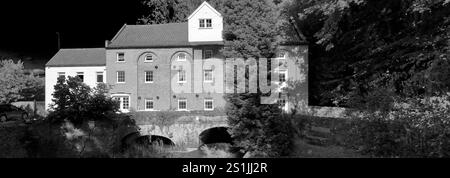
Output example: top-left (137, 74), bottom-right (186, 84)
top-left (136, 115), bottom-right (228, 148)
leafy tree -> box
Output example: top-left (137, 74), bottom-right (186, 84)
top-left (138, 0), bottom-right (204, 24)
top-left (216, 0), bottom-right (294, 157)
top-left (46, 76), bottom-right (140, 157)
top-left (0, 59), bottom-right (43, 104)
top-left (281, 0), bottom-right (450, 106)
top-left (49, 76), bottom-right (122, 125)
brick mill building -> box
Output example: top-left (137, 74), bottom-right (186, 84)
top-left (45, 1), bottom-right (309, 113)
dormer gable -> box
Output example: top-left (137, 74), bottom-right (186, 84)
top-left (188, 1), bottom-right (223, 43)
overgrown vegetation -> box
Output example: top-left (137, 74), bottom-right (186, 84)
top-left (0, 59), bottom-right (44, 104)
top-left (0, 76), bottom-right (171, 158)
top-left (281, 0), bottom-right (450, 106)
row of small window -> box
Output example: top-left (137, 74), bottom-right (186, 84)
top-left (57, 72), bottom-right (104, 83)
top-left (116, 70), bottom-right (214, 83)
top-left (145, 99), bottom-right (214, 111)
top-left (116, 50), bottom-right (214, 62)
top-left (112, 96), bottom-right (214, 111)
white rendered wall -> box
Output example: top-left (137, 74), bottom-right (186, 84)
top-left (188, 3), bottom-right (223, 42)
top-left (45, 66), bottom-right (106, 111)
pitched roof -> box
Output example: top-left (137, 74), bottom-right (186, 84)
top-left (107, 23), bottom-right (224, 48)
top-left (46, 48), bottom-right (106, 67)
top-left (188, 1), bottom-right (222, 20)
top-left (108, 23), bottom-right (190, 48)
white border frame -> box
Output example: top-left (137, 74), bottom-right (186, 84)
top-left (278, 69), bottom-right (288, 84)
top-left (177, 53), bottom-right (187, 61)
top-left (203, 69), bottom-right (213, 83)
top-left (116, 71), bottom-right (125, 84)
top-left (111, 94), bottom-right (131, 113)
top-left (204, 99), bottom-right (214, 111)
top-left (144, 99), bottom-right (155, 111)
top-left (96, 71), bottom-right (104, 83)
top-left (117, 52), bottom-right (125, 62)
top-left (177, 99), bottom-right (188, 111)
top-left (144, 54), bottom-right (154, 63)
top-left (177, 70), bottom-right (187, 83)
top-left (144, 71), bottom-right (154, 83)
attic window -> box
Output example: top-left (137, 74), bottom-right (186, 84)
top-left (199, 19), bottom-right (212, 28)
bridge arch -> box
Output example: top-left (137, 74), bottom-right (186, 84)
top-left (199, 127), bottom-right (232, 145)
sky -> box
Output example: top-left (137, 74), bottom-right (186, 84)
top-left (0, 0), bottom-right (146, 61)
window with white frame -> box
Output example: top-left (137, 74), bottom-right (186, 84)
top-left (76, 72), bottom-right (84, 82)
top-left (145, 71), bottom-right (154, 83)
top-left (96, 72), bottom-right (104, 83)
top-left (117, 53), bottom-right (125, 62)
top-left (279, 70), bottom-right (287, 84)
top-left (178, 99), bottom-right (187, 111)
top-left (145, 54), bottom-right (153, 62)
top-left (199, 19), bottom-right (212, 28)
top-left (204, 50), bottom-right (213, 59)
top-left (277, 98), bottom-right (287, 111)
top-left (178, 53), bottom-right (187, 61)
top-left (145, 99), bottom-right (154, 110)
top-left (206, 19), bottom-right (212, 28)
top-left (199, 19), bottom-right (205, 28)
top-left (204, 70), bottom-right (213, 83)
top-left (113, 96), bottom-right (130, 111)
top-left (204, 99), bottom-right (214, 111)
top-left (117, 71), bottom-right (125, 83)
top-left (178, 70), bottom-right (186, 83)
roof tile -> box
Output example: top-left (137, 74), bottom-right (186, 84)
top-left (46, 48), bottom-right (105, 67)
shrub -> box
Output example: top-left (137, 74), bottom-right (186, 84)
top-left (39, 76), bottom-right (141, 157)
top-left (201, 143), bottom-right (234, 158)
top-left (225, 93), bottom-right (295, 157)
top-left (345, 92), bottom-right (450, 158)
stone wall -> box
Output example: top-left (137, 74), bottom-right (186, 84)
top-left (138, 115), bottom-right (227, 148)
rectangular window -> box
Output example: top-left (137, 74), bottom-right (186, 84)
top-left (279, 70), bottom-right (287, 83)
top-left (204, 50), bottom-right (213, 59)
top-left (204, 99), bottom-right (214, 111)
top-left (145, 99), bottom-right (154, 110)
top-left (76, 72), bottom-right (84, 82)
top-left (57, 72), bottom-right (65, 79)
top-left (178, 99), bottom-right (187, 111)
top-left (113, 96), bottom-right (130, 111)
top-left (199, 19), bottom-right (205, 28)
top-left (96, 72), bottom-right (104, 83)
top-left (178, 70), bottom-right (186, 83)
top-left (199, 19), bottom-right (212, 28)
top-left (278, 98), bottom-right (287, 111)
top-left (122, 97), bottom-right (129, 110)
top-left (145, 71), bottom-right (154, 83)
top-left (204, 70), bottom-right (213, 83)
top-left (117, 53), bottom-right (125, 62)
top-left (206, 19), bottom-right (212, 28)
top-left (117, 71), bottom-right (125, 83)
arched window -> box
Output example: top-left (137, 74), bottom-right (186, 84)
top-left (177, 53), bottom-right (187, 61)
top-left (145, 54), bottom-right (154, 62)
